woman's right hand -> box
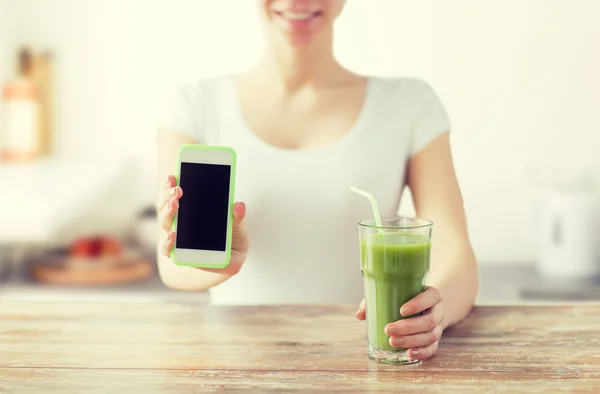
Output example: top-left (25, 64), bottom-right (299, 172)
top-left (158, 175), bottom-right (250, 276)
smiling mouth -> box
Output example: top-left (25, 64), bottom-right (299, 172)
top-left (275, 10), bottom-right (322, 21)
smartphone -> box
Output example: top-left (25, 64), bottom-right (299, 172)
top-left (171, 144), bottom-right (237, 268)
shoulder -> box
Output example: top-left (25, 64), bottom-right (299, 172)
top-left (173, 74), bottom-right (232, 107)
top-left (157, 75), bottom-right (232, 138)
top-left (369, 76), bottom-right (448, 123)
top-left (161, 74), bottom-right (232, 122)
top-left (366, 76), bottom-right (450, 154)
top-left (370, 76), bottom-right (442, 103)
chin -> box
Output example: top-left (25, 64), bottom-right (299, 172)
top-left (285, 32), bottom-right (319, 47)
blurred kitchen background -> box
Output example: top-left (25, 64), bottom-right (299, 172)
top-left (1, 0), bottom-right (599, 304)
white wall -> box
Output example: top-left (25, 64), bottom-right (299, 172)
top-left (446, 0), bottom-right (600, 264)
top-left (0, 0), bottom-right (15, 87)
top-left (2, 0), bottom-right (599, 264)
top-left (0, 0), bottom-right (5, 84)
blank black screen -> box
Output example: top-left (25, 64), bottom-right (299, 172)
top-left (176, 163), bottom-right (231, 251)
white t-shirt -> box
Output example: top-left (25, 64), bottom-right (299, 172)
top-left (158, 75), bottom-right (450, 305)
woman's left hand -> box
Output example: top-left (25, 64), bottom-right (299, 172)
top-left (356, 286), bottom-right (445, 361)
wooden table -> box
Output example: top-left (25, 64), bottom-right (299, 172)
top-left (1, 301), bottom-right (599, 393)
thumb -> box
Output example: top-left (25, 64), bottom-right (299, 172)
top-left (356, 298), bottom-right (366, 320)
top-left (231, 202), bottom-right (249, 251)
top-left (233, 202), bottom-right (246, 224)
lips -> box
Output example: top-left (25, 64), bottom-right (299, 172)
top-left (274, 10), bottom-right (322, 23)
top-left (279, 11), bottom-right (318, 20)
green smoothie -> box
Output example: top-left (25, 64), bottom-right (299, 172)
top-left (360, 232), bottom-right (431, 352)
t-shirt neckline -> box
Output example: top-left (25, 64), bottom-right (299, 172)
top-left (224, 75), bottom-right (378, 156)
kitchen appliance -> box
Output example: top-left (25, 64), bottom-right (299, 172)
top-left (535, 167), bottom-right (600, 279)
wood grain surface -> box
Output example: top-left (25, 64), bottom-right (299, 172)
top-left (1, 301), bottom-right (599, 393)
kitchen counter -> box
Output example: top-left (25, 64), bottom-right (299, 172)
top-left (2, 263), bottom-right (599, 304)
top-left (1, 301), bottom-right (599, 392)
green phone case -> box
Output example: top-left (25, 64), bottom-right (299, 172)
top-left (170, 144), bottom-right (237, 268)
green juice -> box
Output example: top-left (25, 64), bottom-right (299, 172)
top-left (360, 233), bottom-right (431, 352)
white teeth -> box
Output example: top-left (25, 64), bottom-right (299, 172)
top-left (281, 11), bottom-right (313, 21)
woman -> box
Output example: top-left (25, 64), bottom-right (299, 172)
top-left (156, 0), bottom-right (478, 361)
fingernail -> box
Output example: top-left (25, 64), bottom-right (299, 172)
top-left (392, 337), bottom-right (404, 347)
top-left (169, 188), bottom-right (175, 197)
top-left (411, 350), bottom-right (419, 357)
top-left (401, 307), bottom-right (413, 316)
top-left (166, 175), bottom-right (171, 184)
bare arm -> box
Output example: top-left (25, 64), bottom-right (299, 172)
top-left (156, 129), bottom-right (249, 291)
top-left (355, 131), bottom-right (477, 360)
top-left (407, 132), bottom-right (479, 329)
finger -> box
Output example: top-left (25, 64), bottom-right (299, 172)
top-left (356, 298), bottom-right (366, 320)
top-left (156, 175), bottom-right (178, 212)
top-left (161, 198), bottom-right (179, 232)
top-left (161, 231), bottom-right (176, 257)
top-left (165, 175), bottom-right (175, 189)
top-left (385, 303), bottom-right (444, 336)
top-left (231, 202), bottom-right (249, 252)
top-left (409, 340), bottom-right (439, 360)
top-left (400, 286), bottom-right (442, 317)
top-left (389, 323), bottom-right (443, 349)
top-left (157, 186), bottom-right (182, 213)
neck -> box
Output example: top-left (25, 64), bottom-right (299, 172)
top-left (257, 30), bottom-right (345, 89)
